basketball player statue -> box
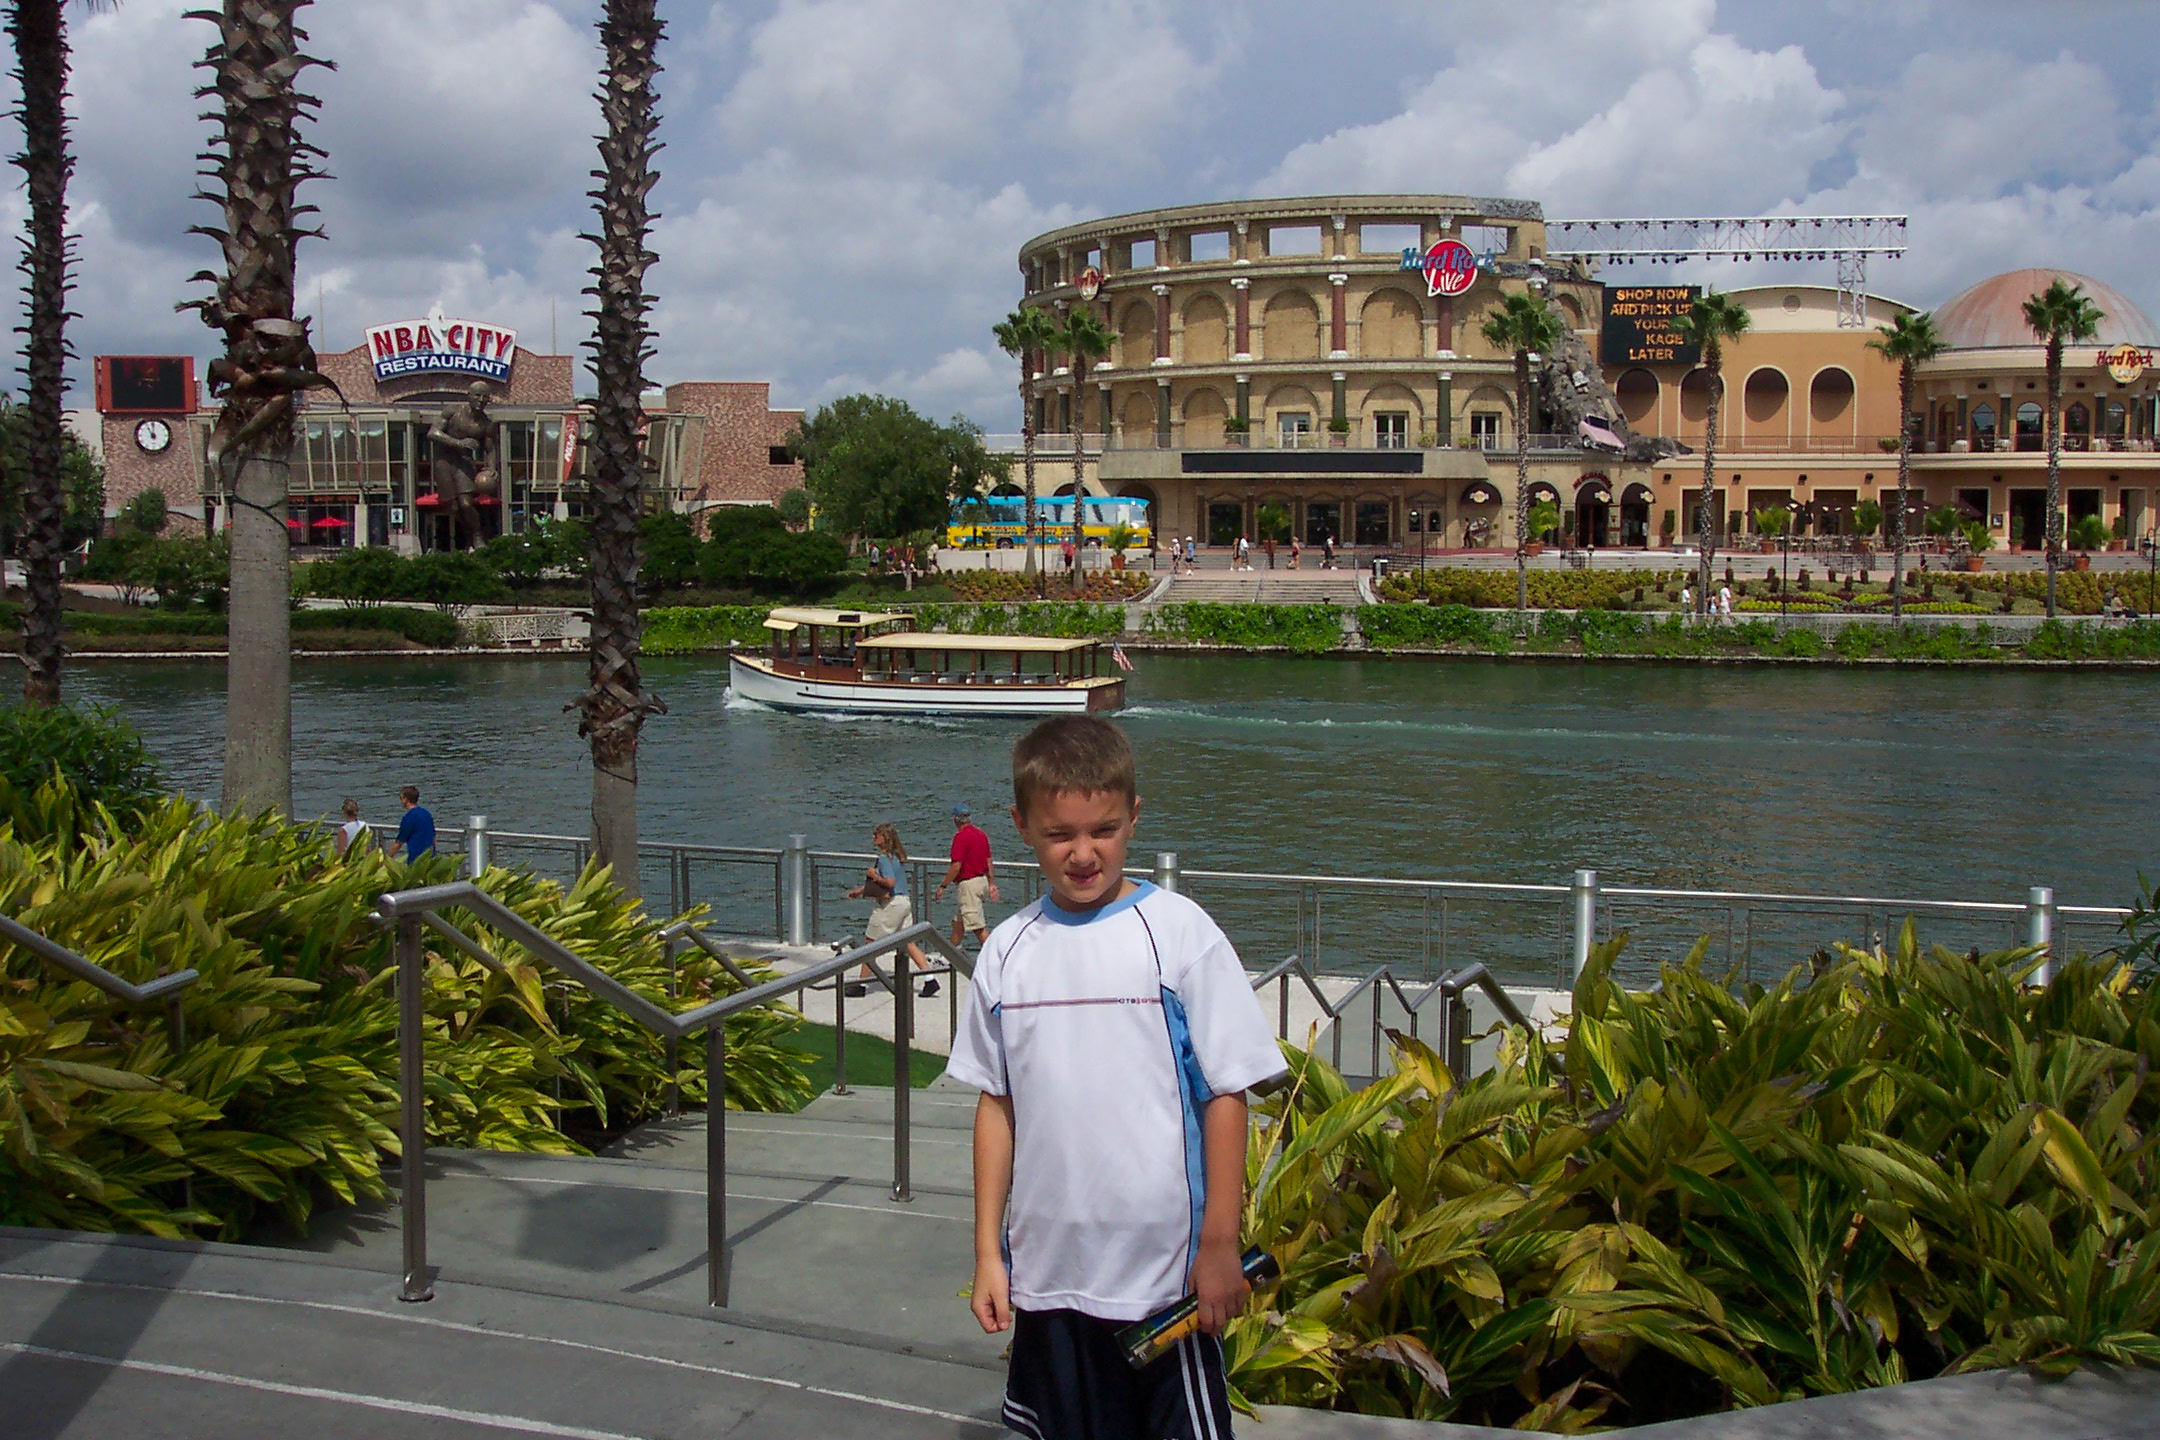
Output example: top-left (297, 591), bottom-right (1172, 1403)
top-left (426, 380), bottom-right (500, 550)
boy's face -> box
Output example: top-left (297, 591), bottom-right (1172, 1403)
top-left (1012, 788), bottom-right (1139, 913)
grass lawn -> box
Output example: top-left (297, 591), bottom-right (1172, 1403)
top-left (790, 1021), bottom-right (947, 1104)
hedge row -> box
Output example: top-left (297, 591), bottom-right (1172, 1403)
top-left (49, 606), bottom-right (461, 648)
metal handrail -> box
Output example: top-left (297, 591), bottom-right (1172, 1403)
top-left (0, 913), bottom-right (202, 1009)
top-left (373, 879), bottom-right (972, 1310)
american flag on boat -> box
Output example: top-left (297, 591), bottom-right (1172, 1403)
top-left (1111, 644), bottom-right (1134, 673)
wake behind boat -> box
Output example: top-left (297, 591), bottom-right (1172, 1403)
top-left (728, 607), bottom-right (1126, 717)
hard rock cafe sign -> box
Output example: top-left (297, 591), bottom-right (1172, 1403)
top-left (2098, 343), bottom-right (2153, 385)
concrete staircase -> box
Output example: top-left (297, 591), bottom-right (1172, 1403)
top-left (1162, 568), bottom-right (1365, 605)
top-left (7, 1072), bottom-right (2157, 1437)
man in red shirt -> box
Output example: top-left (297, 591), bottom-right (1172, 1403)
top-left (934, 802), bottom-right (1000, 947)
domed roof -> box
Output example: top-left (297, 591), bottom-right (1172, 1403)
top-left (1933, 269), bottom-right (2159, 350)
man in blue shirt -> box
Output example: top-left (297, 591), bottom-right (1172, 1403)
top-left (391, 786), bottom-right (435, 861)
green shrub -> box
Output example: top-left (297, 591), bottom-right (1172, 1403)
top-left (0, 793), bottom-right (811, 1241)
top-left (1378, 567), bottom-right (1682, 610)
top-left (642, 605), bottom-right (774, 654)
top-left (290, 606), bottom-right (460, 647)
top-left (2024, 619), bottom-right (2160, 661)
top-left (0, 705), bottom-right (161, 832)
top-left (1229, 929), bottom-right (2160, 1426)
top-left (910, 602), bottom-right (1124, 638)
top-left (1357, 603), bottom-right (1504, 650)
top-left (1144, 603), bottom-right (1344, 654)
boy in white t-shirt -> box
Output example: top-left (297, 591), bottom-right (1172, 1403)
top-left (948, 716), bottom-right (1286, 1440)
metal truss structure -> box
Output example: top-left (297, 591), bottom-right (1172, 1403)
top-left (1546, 216), bottom-right (1909, 328)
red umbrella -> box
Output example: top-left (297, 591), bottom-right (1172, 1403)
top-left (312, 516), bottom-right (349, 528)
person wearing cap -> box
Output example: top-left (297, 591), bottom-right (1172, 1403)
top-left (935, 802), bottom-right (1000, 948)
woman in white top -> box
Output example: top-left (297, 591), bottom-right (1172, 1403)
top-left (334, 798), bottom-right (370, 859)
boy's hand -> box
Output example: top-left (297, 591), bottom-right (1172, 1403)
top-left (1190, 1238), bottom-right (1249, 1336)
top-left (971, 1255), bottom-right (1012, 1334)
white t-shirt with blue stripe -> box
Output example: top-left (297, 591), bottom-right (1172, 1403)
top-left (945, 881), bottom-right (1288, 1322)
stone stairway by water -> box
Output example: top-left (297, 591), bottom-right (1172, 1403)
top-left (1161, 568), bottom-right (1365, 605)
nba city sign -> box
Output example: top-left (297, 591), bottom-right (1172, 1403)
top-left (1399, 238), bottom-right (1478, 298)
top-left (366, 314), bottom-right (519, 384)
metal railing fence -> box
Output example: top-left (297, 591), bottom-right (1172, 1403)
top-left (372, 879), bottom-right (972, 1311)
top-left (425, 822), bottom-right (2133, 991)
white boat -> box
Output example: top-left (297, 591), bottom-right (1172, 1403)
top-left (727, 607), bottom-right (1127, 718)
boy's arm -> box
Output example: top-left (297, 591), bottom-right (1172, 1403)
top-left (971, 1091), bottom-right (1016, 1335)
top-left (1192, 1091), bottom-right (1251, 1336)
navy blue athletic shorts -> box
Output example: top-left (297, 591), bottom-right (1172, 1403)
top-left (1001, 1307), bottom-right (1236, 1440)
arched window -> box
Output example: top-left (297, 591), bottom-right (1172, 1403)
top-left (1358, 289), bottom-right (1422, 358)
top-left (1678, 368), bottom-right (1718, 426)
top-left (1743, 367), bottom-right (1789, 429)
top-left (2065, 401), bottom-right (2091, 450)
top-left (1971, 401), bottom-right (1997, 450)
top-left (1182, 389), bottom-right (1227, 447)
top-left (1182, 295), bottom-right (1228, 365)
top-left (1119, 392), bottom-right (1155, 440)
top-left (1262, 290), bottom-right (1321, 361)
top-left (1615, 368), bottom-right (1658, 426)
top-left (2016, 401), bottom-right (2044, 451)
top-left (1118, 301), bottom-right (1154, 369)
top-left (1808, 368), bottom-right (1855, 425)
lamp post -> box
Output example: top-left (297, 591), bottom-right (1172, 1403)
top-left (2144, 533), bottom-right (2157, 618)
top-left (1409, 508), bottom-right (1426, 577)
top-left (1782, 500), bottom-right (1799, 624)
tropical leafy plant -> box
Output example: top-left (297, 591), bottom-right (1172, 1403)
top-left (2068, 514), bottom-right (2112, 553)
top-left (1227, 927), bottom-right (2160, 1427)
top-left (0, 785), bottom-right (812, 1241)
top-left (1144, 602), bottom-right (1344, 654)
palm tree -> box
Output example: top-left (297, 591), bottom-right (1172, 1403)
top-left (992, 305), bottom-right (1056, 589)
top-left (1673, 291), bottom-right (1751, 615)
top-left (2022, 279), bottom-right (2105, 618)
top-left (1051, 306), bottom-right (1113, 596)
top-left (1479, 292), bottom-right (1559, 613)
top-left (185, 0), bottom-right (332, 818)
top-left (7, 0), bottom-right (102, 706)
top-left (571, 0), bottom-right (667, 895)
top-left (1866, 311), bottom-right (1946, 621)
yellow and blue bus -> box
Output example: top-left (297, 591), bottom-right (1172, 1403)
top-left (947, 496), bottom-right (1152, 550)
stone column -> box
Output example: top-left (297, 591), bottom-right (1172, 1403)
top-left (1231, 278), bottom-right (1251, 359)
top-left (1235, 373), bottom-right (1251, 430)
top-left (1330, 214), bottom-right (1347, 261)
top-left (1437, 371), bottom-right (1453, 446)
top-left (1332, 371), bottom-right (1348, 429)
top-left (1099, 383), bottom-right (1113, 441)
top-left (1157, 377), bottom-right (1172, 449)
top-left (1153, 283), bottom-right (1172, 365)
top-left (1957, 394), bottom-right (1969, 445)
top-left (1329, 274), bottom-right (1349, 358)
top-left (1156, 227), bottom-right (1173, 269)
top-left (1435, 294), bottom-right (1455, 355)
top-left (1233, 218), bottom-right (1249, 265)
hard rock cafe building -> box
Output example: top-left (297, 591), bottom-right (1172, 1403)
top-left (93, 314), bottom-right (806, 551)
top-left (1015, 195), bottom-right (2160, 554)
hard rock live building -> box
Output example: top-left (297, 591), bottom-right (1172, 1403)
top-left (1011, 195), bottom-right (2160, 555)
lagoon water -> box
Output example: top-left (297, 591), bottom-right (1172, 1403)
top-left (69, 653), bottom-right (2156, 981)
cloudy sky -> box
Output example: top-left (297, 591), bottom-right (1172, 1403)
top-left (46, 0), bottom-right (2160, 429)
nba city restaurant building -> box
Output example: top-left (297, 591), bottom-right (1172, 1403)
top-left (93, 313), bottom-right (807, 551)
top-left (1013, 194), bottom-right (2160, 553)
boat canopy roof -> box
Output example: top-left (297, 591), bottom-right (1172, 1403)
top-left (764, 606), bottom-right (911, 630)
top-left (857, 632), bottom-right (1099, 654)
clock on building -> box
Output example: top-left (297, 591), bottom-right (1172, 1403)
top-left (134, 418), bottom-right (173, 454)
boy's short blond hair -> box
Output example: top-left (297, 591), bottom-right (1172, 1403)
top-left (1011, 715), bottom-right (1136, 818)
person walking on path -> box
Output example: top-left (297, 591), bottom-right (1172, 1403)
top-left (389, 786), bottom-right (435, 861)
top-left (1289, 535), bottom-right (1302, 569)
top-left (1265, 535), bottom-right (1276, 569)
top-left (333, 798), bottom-right (371, 859)
top-left (845, 823), bottom-right (934, 999)
top-left (951, 715), bottom-right (1285, 1440)
top-left (935, 802), bottom-right (1001, 949)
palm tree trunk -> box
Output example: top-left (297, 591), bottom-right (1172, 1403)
top-left (190, 0), bottom-right (329, 819)
top-left (1513, 353), bottom-right (1530, 613)
top-left (10, 0), bottom-right (68, 707)
top-left (1071, 425), bottom-right (1086, 598)
top-left (1892, 364), bottom-right (1912, 621)
top-left (2044, 339), bottom-right (2062, 618)
top-left (1699, 351), bottom-right (1721, 615)
top-left (574, 0), bottom-right (667, 895)
top-left (1020, 366), bottom-right (1038, 586)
